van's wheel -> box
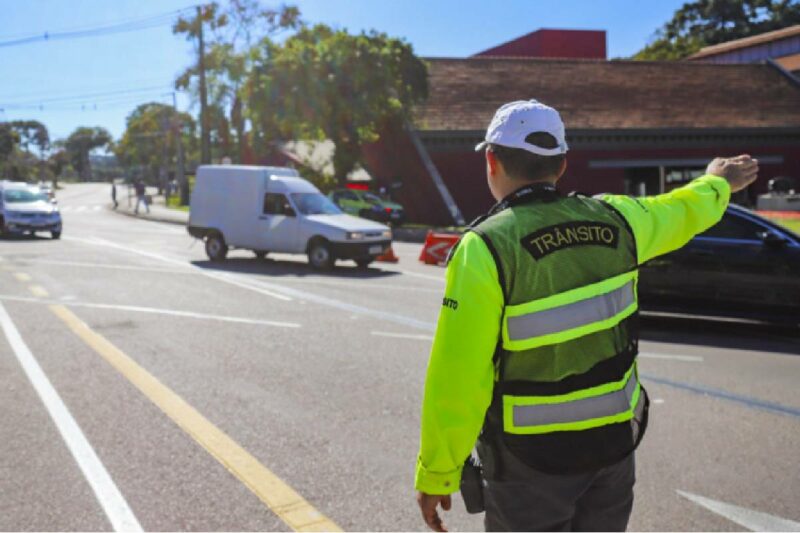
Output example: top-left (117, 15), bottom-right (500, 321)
top-left (254, 251), bottom-right (268, 260)
top-left (354, 258), bottom-right (373, 269)
top-left (308, 240), bottom-right (333, 270)
top-left (51, 231), bottom-right (61, 240)
top-left (205, 233), bottom-right (228, 261)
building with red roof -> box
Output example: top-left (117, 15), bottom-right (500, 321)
top-left (362, 29), bottom-right (800, 225)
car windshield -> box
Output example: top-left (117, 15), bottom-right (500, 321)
top-left (363, 192), bottom-right (383, 205)
top-left (290, 193), bottom-right (342, 215)
top-left (3, 189), bottom-right (48, 203)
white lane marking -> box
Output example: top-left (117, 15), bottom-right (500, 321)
top-left (277, 276), bottom-right (442, 294)
top-left (28, 259), bottom-right (440, 293)
top-left (75, 206), bottom-right (87, 212)
top-left (641, 310), bottom-right (770, 326)
top-left (639, 352), bottom-right (704, 363)
top-left (0, 302), bottom-right (142, 532)
top-left (67, 237), bottom-right (437, 331)
top-left (371, 331), bottom-right (434, 341)
top-left (93, 206), bottom-right (102, 211)
top-left (20, 259), bottom-right (191, 275)
top-left (240, 275), bottom-right (435, 331)
top-left (64, 237), bottom-right (292, 302)
top-left (0, 294), bottom-right (300, 329)
top-left (677, 490), bottom-right (800, 531)
top-left (652, 398), bottom-right (665, 404)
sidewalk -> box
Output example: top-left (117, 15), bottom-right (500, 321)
top-left (113, 189), bottom-right (189, 226)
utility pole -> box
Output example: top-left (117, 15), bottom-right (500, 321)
top-left (197, 5), bottom-right (210, 165)
top-left (172, 92), bottom-right (188, 206)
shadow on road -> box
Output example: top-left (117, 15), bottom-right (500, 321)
top-left (0, 233), bottom-right (57, 243)
top-left (640, 314), bottom-right (799, 355)
top-left (190, 256), bottom-right (401, 279)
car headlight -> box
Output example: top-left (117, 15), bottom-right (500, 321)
top-left (381, 230), bottom-right (392, 239)
top-left (347, 232), bottom-right (364, 240)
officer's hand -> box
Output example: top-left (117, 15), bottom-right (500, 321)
top-left (706, 155), bottom-right (759, 193)
top-left (416, 491), bottom-right (451, 532)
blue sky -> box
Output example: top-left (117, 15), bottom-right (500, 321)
top-left (0, 0), bottom-right (687, 141)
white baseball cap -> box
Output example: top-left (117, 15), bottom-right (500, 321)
top-left (475, 99), bottom-right (569, 156)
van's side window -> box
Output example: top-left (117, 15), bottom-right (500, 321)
top-left (263, 193), bottom-right (288, 215)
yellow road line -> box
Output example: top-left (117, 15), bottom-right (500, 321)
top-left (14, 272), bottom-right (32, 282)
top-left (29, 285), bottom-right (50, 298)
top-left (50, 305), bottom-right (340, 532)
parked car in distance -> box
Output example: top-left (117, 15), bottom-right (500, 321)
top-left (188, 165), bottom-right (392, 269)
top-left (0, 181), bottom-right (62, 239)
top-left (638, 204), bottom-right (800, 326)
top-left (329, 188), bottom-right (406, 226)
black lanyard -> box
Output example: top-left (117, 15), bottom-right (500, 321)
top-left (488, 183), bottom-right (559, 216)
top-left (468, 183), bottom-right (559, 229)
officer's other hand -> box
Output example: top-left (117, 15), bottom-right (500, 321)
top-left (706, 155), bottom-right (759, 193)
top-left (416, 491), bottom-right (451, 532)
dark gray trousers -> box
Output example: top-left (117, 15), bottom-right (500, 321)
top-left (482, 447), bottom-right (635, 532)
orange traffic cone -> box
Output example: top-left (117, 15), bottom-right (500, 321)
top-left (376, 245), bottom-right (399, 263)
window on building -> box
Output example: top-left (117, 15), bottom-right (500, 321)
top-left (664, 167), bottom-right (705, 185)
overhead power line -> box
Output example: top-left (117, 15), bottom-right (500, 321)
top-left (0, 4), bottom-right (199, 49)
top-left (0, 85), bottom-right (174, 108)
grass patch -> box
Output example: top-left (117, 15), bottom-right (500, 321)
top-left (165, 195), bottom-right (190, 212)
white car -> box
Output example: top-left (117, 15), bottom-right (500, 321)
top-left (0, 181), bottom-right (62, 239)
top-left (187, 165), bottom-right (392, 269)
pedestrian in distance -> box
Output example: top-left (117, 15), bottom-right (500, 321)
top-left (414, 99), bottom-right (759, 532)
top-left (111, 181), bottom-right (118, 210)
top-left (134, 179), bottom-right (150, 215)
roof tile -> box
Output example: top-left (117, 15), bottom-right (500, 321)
top-left (415, 57), bottom-right (800, 131)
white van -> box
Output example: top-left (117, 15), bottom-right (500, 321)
top-left (188, 165), bottom-right (392, 269)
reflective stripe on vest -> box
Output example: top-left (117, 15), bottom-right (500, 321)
top-left (503, 364), bottom-right (641, 435)
top-left (502, 271), bottom-right (638, 351)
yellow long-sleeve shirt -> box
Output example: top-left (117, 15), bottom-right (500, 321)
top-left (415, 175), bottom-right (731, 495)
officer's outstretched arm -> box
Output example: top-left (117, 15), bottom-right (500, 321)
top-left (602, 174), bottom-right (731, 265)
top-left (416, 232), bottom-right (503, 496)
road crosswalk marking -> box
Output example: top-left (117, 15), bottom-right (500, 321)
top-left (58, 205), bottom-right (105, 212)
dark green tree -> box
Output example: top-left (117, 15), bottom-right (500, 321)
top-left (47, 144), bottom-right (70, 189)
top-left (634, 0), bottom-right (800, 60)
top-left (64, 127), bottom-right (112, 181)
top-left (114, 103), bottom-right (196, 185)
top-left (246, 25), bottom-right (428, 183)
top-left (174, 1), bottom-right (300, 163)
top-left (0, 123), bottom-right (20, 177)
top-left (6, 120), bottom-right (50, 181)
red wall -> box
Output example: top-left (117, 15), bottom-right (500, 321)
top-left (361, 124), bottom-right (454, 226)
top-left (474, 29), bottom-right (606, 60)
top-left (425, 143), bottom-right (800, 225)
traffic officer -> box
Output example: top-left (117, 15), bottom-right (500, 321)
top-left (414, 100), bottom-right (758, 532)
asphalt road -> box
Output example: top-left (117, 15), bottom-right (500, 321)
top-left (1, 183), bottom-right (798, 532)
